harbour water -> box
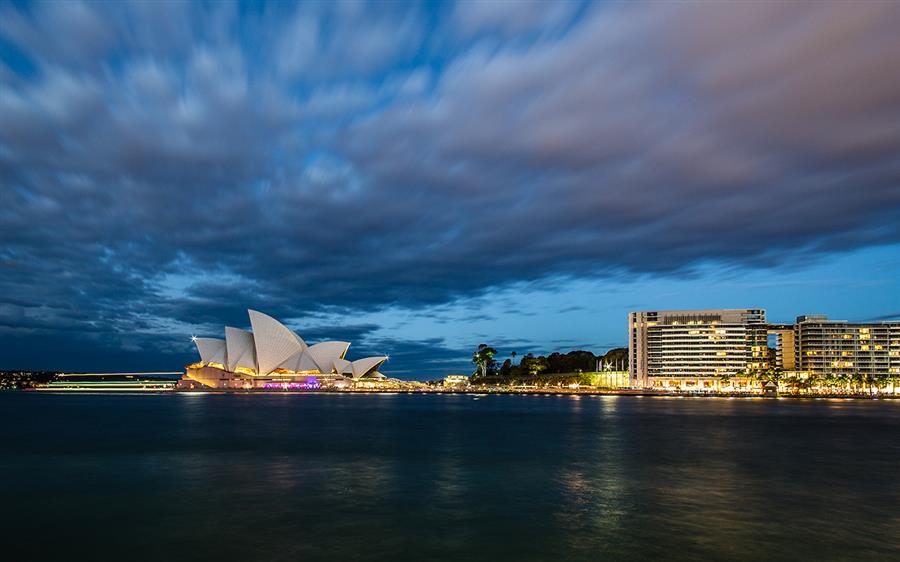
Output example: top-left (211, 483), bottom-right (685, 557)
top-left (1, 392), bottom-right (898, 561)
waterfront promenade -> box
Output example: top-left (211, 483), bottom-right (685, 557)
top-left (152, 386), bottom-right (900, 399)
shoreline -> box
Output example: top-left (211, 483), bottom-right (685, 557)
top-left (15, 387), bottom-right (900, 399)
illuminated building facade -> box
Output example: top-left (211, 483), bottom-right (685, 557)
top-left (629, 309), bottom-right (768, 389)
top-left (789, 315), bottom-right (900, 379)
top-left (443, 374), bottom-right (470, 387)
top-left (770, 326), bottom-right (796, 371)
top-left (180, 310), bottom-right (388, 389)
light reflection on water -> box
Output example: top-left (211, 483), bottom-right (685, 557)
top-left (1, 393), bottom-right (898, 561)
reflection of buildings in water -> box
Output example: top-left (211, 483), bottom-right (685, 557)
top-left (553, 397), bottom-right (628, 548)
top-left (567, 394), bottom-right (584, 413)
top-left (420, 396), bottom-right (480, 553)
top-left (430, 397), bottom-right (468, 505)
top-left (633, 402), bottom-right (755, 547)
top-left (598, 394), bottom-right (619, 415)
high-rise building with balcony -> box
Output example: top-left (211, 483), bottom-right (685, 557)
top-left (790, 315), bottom-right (900, 379)
top-left (628, 309), bottom-right (768, 388)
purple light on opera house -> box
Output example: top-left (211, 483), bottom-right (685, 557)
top-left (262, 377), bottom-right (320, 390)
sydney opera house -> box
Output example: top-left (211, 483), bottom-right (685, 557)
top-left (179, 310), bottom-right (388, 389)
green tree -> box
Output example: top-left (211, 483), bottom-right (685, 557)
top-left (602, 347), bottom-right (629, 371)
top-left (805, 373), bottom-right (825, 392)
top-left (472, 344), bottom-right (498, 378)
top-left (862, 372), bottom-right (888, 396)
top-left (784, 375), bottom-right (813, 394)
top-left (519, 353), bottom-right (547, 376)
top-left (752, 367), bottom-right (784, 390)
top-left (886, 371), bottom-right (900, 395)
top-left (821, 372), bottom-right (842, 391)
top-left (849, 372), bottom-right (865, 393)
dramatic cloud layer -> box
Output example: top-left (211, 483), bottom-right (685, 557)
top-left (2, 1), bottom-right (899, 375)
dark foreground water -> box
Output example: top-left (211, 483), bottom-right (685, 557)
top-left (1, 393), bottom-right (898, 561)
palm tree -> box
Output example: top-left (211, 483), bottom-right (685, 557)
top-left (862, 373), bottom-right (888, 396)
top-left (849, 372), bottom-right (866, 394)
top-left (822, 372), bottom-right (842, 392)
top-left (835, 372), bottom-right (852, 393)
top-left (752, 367), bottom-right (784, 389)
top-left (886, 372), bottom-right (900, 395)
top-left (784, 375), bottom-right (803, 394)
top-left (806, 373), bottom-right (825, 394)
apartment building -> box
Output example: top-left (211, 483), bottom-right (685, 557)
top-left (786, 315), bottom-right (900, 379)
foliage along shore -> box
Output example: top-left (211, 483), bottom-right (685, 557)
top-left (470, 346), bottom-right (628, 380)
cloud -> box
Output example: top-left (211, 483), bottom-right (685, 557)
top-left (866, 312), bottom-right (900, 322)
top-left (452, 0), bottom-right (581, 38)
top-left (0, 0), bottom-right (116, 68)
top-left (1, 1), bottom-right (899, 376)
top-left (275, 1), bottom-right (424, 80)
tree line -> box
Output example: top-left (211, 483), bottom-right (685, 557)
top-left (731, 367), bottom-right (900, 395)
top-left (472, 344), bottom-right (628, 380)
top-left (0, 370), bottom-right (59, 390)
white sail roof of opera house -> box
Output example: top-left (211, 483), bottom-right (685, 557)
top-left (194, 337), bottom-right (226, 365)
top-left (192, 309), bottom-right (387, 379)
top-left (225, 327), bottom-right (256, 372)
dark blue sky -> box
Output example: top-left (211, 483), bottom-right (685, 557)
top-left (1, 1), bottom-right (899, 378)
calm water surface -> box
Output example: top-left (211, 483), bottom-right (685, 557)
top-left (1, 393), bottom-right (898, 561)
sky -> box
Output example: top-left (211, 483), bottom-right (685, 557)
top-left (1, 0), bottom-right (899, 379)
